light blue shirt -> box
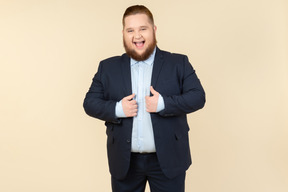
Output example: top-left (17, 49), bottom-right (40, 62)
top-left (115, 48), bottom-right (165, 152)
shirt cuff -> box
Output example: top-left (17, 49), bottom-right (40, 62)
top-left (115, 100), bottom-right (127, 118)
top-left (156, 94), bottom-right (165, 112)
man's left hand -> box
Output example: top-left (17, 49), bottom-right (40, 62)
top-left (145, 86), bottom-right (159, 113)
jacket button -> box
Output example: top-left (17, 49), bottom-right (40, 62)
top-left (126, 139), bottom-right (131, 143)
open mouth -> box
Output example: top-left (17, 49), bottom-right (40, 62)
top-left (134, 41), bottom-right (145, 48)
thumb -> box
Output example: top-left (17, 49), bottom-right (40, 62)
top-left (150, 86), bottom-right (157, 95)
top-left (125, 93), bottom-right (135, 101)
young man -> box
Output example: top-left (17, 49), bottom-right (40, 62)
top-left (84, 5), bottom-right (205, 192)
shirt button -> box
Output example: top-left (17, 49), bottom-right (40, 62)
top-left (126, 139), bottom-right (131, 143)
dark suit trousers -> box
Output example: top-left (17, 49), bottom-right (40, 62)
top-left (111, 153), bottom-right (186, 192)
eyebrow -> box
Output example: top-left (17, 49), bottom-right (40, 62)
top-left (125, 26), bottom-right (148, 30)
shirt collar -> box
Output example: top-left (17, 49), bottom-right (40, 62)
top-left (130, 47), bottom-right (156, 66)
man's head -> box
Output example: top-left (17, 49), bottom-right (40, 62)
top-left (122, 5), bottom-right (157, 61)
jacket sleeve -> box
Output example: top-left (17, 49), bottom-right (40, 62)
top-left (83, 62), bottom-right (121, 124)
top-left (158, 56), bottom-right (206, 117)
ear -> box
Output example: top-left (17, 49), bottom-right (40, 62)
top-left (154, 25), bottom-right (157, 32)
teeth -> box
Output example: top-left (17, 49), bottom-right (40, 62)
top-left (135, 41), bottom-right (144, 47)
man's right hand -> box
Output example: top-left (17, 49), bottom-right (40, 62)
top-left (122, 94), bottom-right (138, 117)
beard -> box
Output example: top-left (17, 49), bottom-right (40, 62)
top-left (123, 33), bottom-right (157, 61)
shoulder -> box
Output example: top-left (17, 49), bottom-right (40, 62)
top-left (157, 48), bottom-right (193, 71)
top-left (100, 53), bottom-right (128, 64)
top-left (98, 53), bottom-right (129, 70)
top-left (157, 48), bottom-right (188, 61)
top-left (157, 49), bottom-right (189, 67)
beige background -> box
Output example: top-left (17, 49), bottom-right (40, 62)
top-left (0, 0), bottom-right (287, 191)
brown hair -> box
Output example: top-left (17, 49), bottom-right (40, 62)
top-left (122, 5), bottom-right (154, 26)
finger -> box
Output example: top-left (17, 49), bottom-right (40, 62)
top-left (129, 105), bottom-right (138, 111)
top-left (131, 112), bottom-right (137, 117)
top-left (145, 96), bottom-right (151, 105)
top-left (145, 95), bottom-right (149, 101)
top-left (125, 108), bottom-right (137, 117)
top-left (127, 113), bottom-right (137, 117)
top-left (130, 99), bottom-right (137, 105)
top-left (129, 101), bottom-right (138, 107)
top-left (125, 93), bottom-right (135, 101)
top-left (150, 86), bottom-right (158, 95)
top-left (128, 109), bottom-right (138, 117)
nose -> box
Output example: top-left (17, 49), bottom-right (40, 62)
top-left (135, 31), bottom-right (142, 39)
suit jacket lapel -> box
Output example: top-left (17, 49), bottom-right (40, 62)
top-left (120, 54), bottom-right (132, 96)
top-left (151, 47), bottom-right (164, 89)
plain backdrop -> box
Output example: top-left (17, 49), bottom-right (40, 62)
top-left (0, 0), bottom-right (287, 191)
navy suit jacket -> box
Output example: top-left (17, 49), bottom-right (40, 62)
top-left (84, 47), bottom-right (205, 180)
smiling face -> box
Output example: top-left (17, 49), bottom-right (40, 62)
top-left (123, 13), bottom-right (157, 61)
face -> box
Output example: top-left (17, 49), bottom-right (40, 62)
top-left (123, 14), bottom-right (157, 61)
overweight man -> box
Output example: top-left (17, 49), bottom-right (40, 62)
top-left (83, 5), bottom-right (206, 192)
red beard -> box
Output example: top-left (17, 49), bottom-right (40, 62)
top-left (123, 33), bottom-right (157, 61)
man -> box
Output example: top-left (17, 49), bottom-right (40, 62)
top-left (83, 5), bottom-right (205, 192)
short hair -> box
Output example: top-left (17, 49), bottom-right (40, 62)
top-left (122, 5), bottom-right (154, 26)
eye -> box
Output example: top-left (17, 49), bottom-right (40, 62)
top-left (127, 29), bottom-right (134, 33)
top-left (140, 28), bottom-right (147, 31)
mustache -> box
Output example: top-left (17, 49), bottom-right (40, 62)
top-left (123, 34), bottom-right (157, 61)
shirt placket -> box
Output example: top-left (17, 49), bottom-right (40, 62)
top-left (137, 62), bottom-right (144, 151)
